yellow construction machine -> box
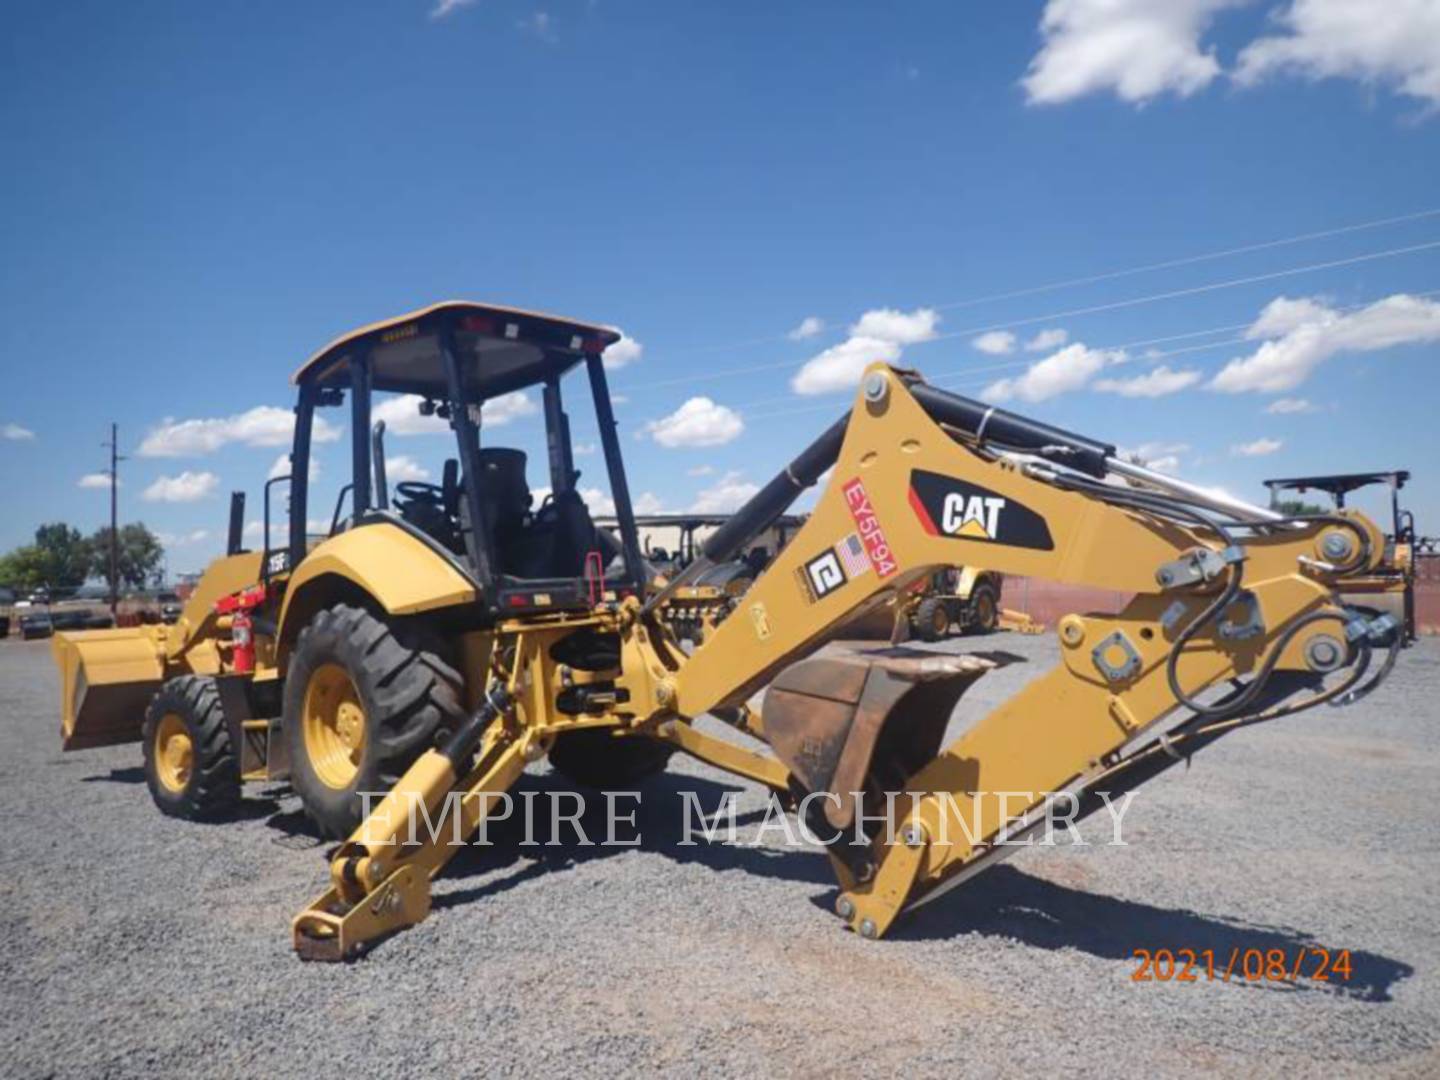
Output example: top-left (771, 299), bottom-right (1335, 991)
top-left (890, 566), bottom-right (1043, 640)
top-left (602, 511), bottom-right (807, 643)
top-left (51, 302), bottom-right (1407, 961)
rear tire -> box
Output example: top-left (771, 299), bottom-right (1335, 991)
top-left (915, 597), bottom-right (950, 642)
top-left (548, 729), bottom-right (674, 788)
top-left (967, 583), bottom-right (999, 634)
top-left (283, 604), bottom-right (465, 839)
top-left (142, 676), bottom-right (240, 820)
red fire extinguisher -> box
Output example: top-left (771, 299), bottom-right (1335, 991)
top-left (215, 584), bottom-right (267, 674)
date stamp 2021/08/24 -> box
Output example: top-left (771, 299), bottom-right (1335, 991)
top-left (1131, 947), bottom-right (1353, 984)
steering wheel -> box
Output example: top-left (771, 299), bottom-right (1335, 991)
top-left (394, 481), bottom-right (445, 508)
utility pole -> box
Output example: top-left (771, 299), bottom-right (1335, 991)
top-left (102, 423), bottom-right (125, 618)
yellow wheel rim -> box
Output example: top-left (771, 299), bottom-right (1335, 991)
top-left (303, 663), bottom-right (367, 790)
top-left (154, 713), bottom-right (193, 793)
top-left (932, 607), bottom-right (948, 634)
top-left (976, 592), bottom-right (996, 628)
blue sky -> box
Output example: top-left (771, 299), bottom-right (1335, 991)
top-left (1, 0), bottom-right (1437, 575)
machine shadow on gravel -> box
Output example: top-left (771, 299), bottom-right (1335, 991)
top-left (430, 769), bottom-right (836, 913)
top-left (80, 765), bottom-right (146, 785)
top-left (886, 864), bottom-right (1412, 1003)
top-left (82, 766), bottom-right (283, 820)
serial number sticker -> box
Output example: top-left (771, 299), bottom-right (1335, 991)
top-left (842, 477), bottom-right (897, 577)
top-left (749, 601), bottom-right (772, 641)
top-left (1131, 947), bottom-right (1353, 984)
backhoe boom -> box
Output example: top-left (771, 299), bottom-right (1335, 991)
top-left (293, 363), bottom-right (1399, 958)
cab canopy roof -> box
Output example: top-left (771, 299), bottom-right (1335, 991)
top-left (292, 301), bottom-right (621, 400)
top-left (1263, 471), bottom-right (1410, 501)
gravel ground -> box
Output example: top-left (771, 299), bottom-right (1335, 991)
top-left (2, 633), bottom-right (1437, 1077)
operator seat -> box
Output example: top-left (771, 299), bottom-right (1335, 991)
top-left (459, 448), bottom-right (606, 580)
top-left (533, 488), bottom-right (601, 578)
top-left (476, 448), bottom-right (533, 575)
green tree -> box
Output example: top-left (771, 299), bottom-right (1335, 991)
top-left (0, 545), bottom-right (46, 591)
top-left (38, 524), bottom-right (93, 589)
top-left (0, 523), bottom-right (92, 592)
top-left (1273, 498), bottom-right (1328, 516)
top-left (88, 523), bottom-right (164, 591)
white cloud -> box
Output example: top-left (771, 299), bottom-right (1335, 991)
top-left (972, 330), bottom-right (1017, 356)
top-left (483, 391), bottom-right (538, 426)
top-left (1094, 364), bottom-right (1203, 397)
top-left (78, 472), bottom-right (113, 489)
top-left (1210, 292), bottom-right (1440, 393)
top-left (372, 391), bottom-right (538, 435)
top-left (787, 316), bottom-right (825, 341)
top-left (791, 305), bottom-right (938, 395)
top-left (1266, 397), bottom-right (1318, 414)
top-left (143, 470), bottom-right (220, 503)
top-left (138, 405), bottom-right (339, 457)
top-left (1245, 295), bottom-right (1332, 339)
top-left (603, 333), bottom-right (643, 370)
top-left (1023, 0), bottom-right (1240, 105)
top-left (983, 342), bottom-right (1126, 402)
top-left (686, 464), bottom-right (716, 477)
top-left (385, 455), bottom-right (431, 483)
top-left (633, 492), bottom-right (665, 515)
top-left (580, 488), bottom-right (615, 516)
top-left (573, 441), bottom-right (597, 457)
top-left (642, 397), bottom-right (744, 448)
top-left (1026, 328), bottom-right (1070, 352)
top-left (1236, 0), bottom-right (1440, 106)
top-left (691, 471), bottom-right (760, 513)
top-left (268, 453), bottom-right (320, 481)
top-left (516, 10), bottom-right (557, 41)
top-left (1120, 441), bottom-right (1190, 474)
top-left (373, 395), bottom-right (447, 436)
top-left (429, 0), bottom-right (476, 19)
top-left (1231, 437), bottom-right (1284, 457)
top-left (791, 336), bottom-right (902, 395)
top-left (157, 529), bottom-right (210, 548)
top-left (850, 307), bottom-right (940, 345)
top-left (2, 422), bottom-right (34, 440)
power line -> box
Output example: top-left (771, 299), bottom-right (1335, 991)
top-left (736, 285), bottom-right (1440, 423)
top-left (642, 206), bottom-right (1440, 361)
top-left (928, 206), bottom-right (1440, 312)
top-left (617, 245), bottom-right (1440, 399)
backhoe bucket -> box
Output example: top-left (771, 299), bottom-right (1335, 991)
top-left (52, 627), bottom-right (168, 750)
top-left (762, 647), bottom-right (994, 832)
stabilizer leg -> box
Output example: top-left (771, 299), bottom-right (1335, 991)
top-left (293, 682), bottom-right (526, 960)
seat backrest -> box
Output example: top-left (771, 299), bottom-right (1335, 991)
top-left (541, 489), bottom-right (600, 578)
top-left (478, 448), bottom-right (531, 527)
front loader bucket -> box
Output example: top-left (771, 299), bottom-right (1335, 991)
top-left (762, 646), bottom-right (995, 832)
top-left (51, 627), bottom-right (168, 750)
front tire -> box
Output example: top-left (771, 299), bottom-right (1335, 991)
top-left (142, 676), bottom-right (241, 820)
top-left (915, 597), bottom-right (950, 642)
top-left (283, 604), bottom-right (464, 839)
top-left (967, 583), bottom-right (999, 634)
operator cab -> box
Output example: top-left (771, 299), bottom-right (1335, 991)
top-left (275, 301), bottom-right (645, 618)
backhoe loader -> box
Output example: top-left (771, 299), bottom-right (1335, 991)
top-left (50, 301), bottom-right (1405, 961)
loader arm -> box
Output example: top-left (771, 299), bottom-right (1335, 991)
top-left (293, 363), bottom-right (1399, 958)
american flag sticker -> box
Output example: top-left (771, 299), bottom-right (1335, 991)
top-left (837, 532), bottom-right (871, 577)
